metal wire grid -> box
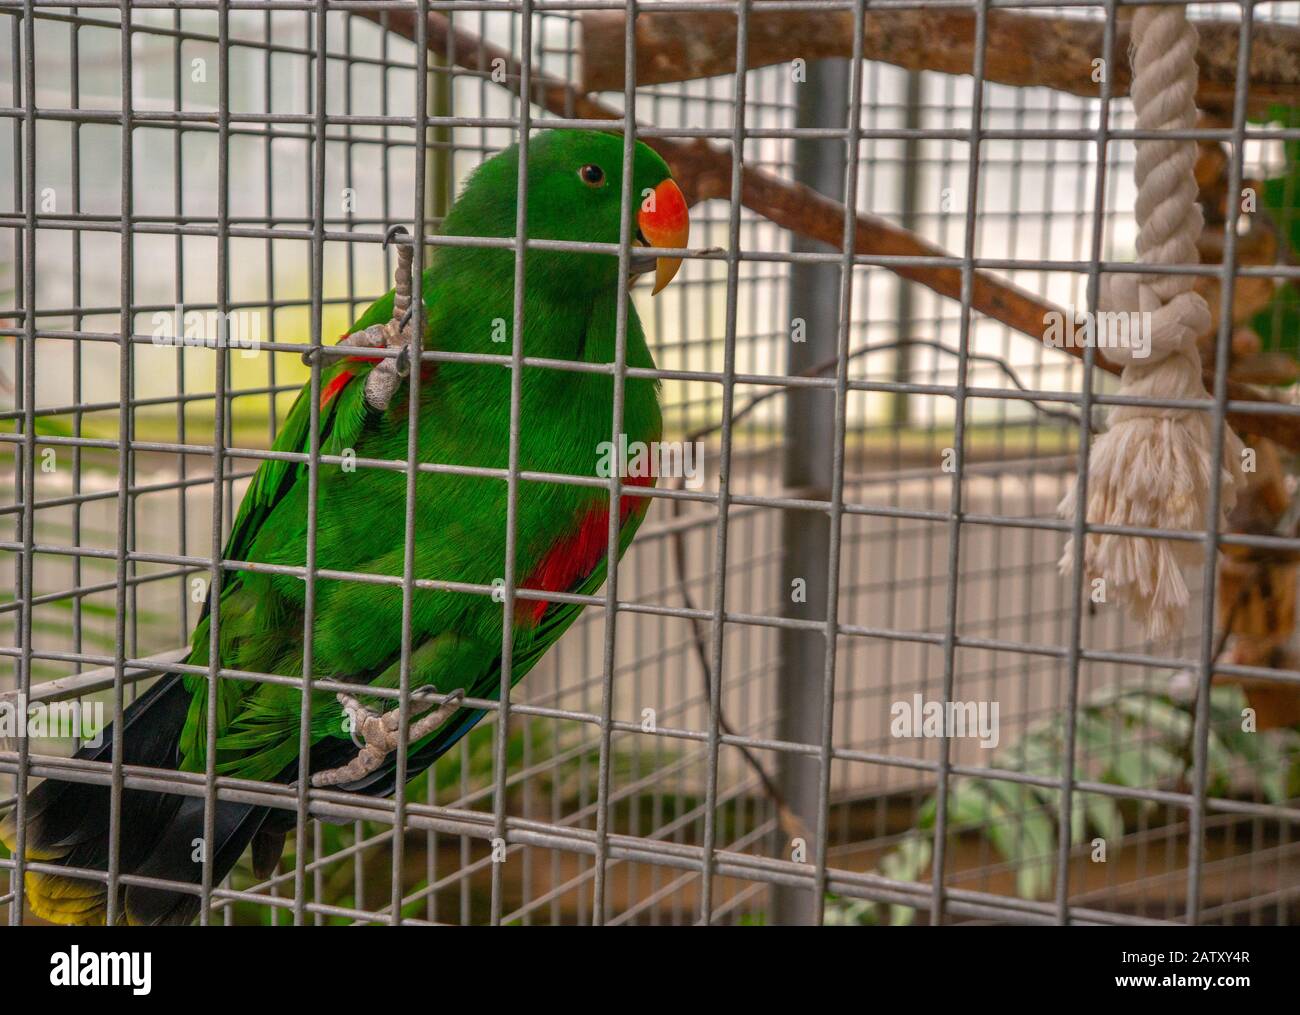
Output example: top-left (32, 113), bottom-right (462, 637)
top-left (0, 0), bottom-right (1297, 925)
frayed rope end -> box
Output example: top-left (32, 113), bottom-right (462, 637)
top-left (1058, 413), bottom-right (1244, 643)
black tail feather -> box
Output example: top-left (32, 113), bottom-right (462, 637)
top-left (124, 797), bottom-right (266, 926)
top-left (1, 674), bottom-right (266, 925)
top-left (14, 673), bottom-right (190, 856)
top-left (4, 673), bottom-right (489, 924)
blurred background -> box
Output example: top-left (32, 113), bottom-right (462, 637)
top-left (2, 2), bottom-right (1298, 924)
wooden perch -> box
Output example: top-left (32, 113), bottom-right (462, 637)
top-left (581, 7), bottom-right (1300, 119)
top-left (360, 7), bottom-right (1300, 455)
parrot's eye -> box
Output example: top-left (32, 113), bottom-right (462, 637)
top-left (579, 164), bottom-right (605, 187)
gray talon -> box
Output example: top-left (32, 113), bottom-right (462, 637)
top-left (335, 229), bottom-right (418, 412)
top-left (311, 687), bottom-right (466, 788)
top-left (382, 223), bottom-right (410, 249)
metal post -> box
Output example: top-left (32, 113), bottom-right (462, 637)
top-left (893, 71), bottom-right (922, 426)
top-left (774, 56), bottom-right (850, 926)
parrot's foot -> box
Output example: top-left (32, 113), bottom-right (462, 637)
top-left (311, 686), bottom-right (465, 788)
top-left (341, 224), bottom-right (417, 412)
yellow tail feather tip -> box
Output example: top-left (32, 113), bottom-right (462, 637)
top-left (24, 872), bottom-right (107, 926)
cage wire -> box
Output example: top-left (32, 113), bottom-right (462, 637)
top-left (0, 0), bottom-right (1298, 927)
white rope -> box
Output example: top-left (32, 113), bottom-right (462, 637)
top-left (1058, 6), bottom-right (1244, 641)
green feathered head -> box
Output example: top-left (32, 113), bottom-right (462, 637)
top-left (440, 129), bottom-right (689, 299)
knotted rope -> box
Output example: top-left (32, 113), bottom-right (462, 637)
top-left (1058, 6), bottom-right (1243, 641)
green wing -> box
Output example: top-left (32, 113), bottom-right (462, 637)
top-left (218, 293), bottom-right (396, 586)
top-left (180, 296), bottom-right (395, 769)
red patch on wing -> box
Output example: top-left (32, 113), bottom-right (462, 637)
top-left (316, 333), bottom-right (371, 410)
top-left (319, 367), bottom-right (356, 409)
top-left (318, 350), bottom-right (433, 411)
top-left (518, 474), bottom-right (654, 625)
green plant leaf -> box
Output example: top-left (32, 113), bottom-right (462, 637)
top-left (1081, 790), bottom-right (1124, 844)
top-left (867, 681), bottom-right (1293, 908)
top-left (1113, 692), bottom-right (1192, 740)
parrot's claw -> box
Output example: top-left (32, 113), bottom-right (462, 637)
top-left (311, 687), bottom-right (466, 788)
top-left (337, 227), bottom-right (417, 412)
top-left (382, 223), bottom-right (410, 249)
top-left (357, 341), bottom-right (411, 412)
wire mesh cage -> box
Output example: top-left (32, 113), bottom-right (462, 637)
top-left (1, 0), bottom-right (1298, 927)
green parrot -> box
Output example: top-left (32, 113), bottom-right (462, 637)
top-left (1, 129), bottom-right (690, 925)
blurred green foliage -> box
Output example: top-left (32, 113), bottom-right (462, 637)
top-left (827, 683), bottom-right (1300, 926)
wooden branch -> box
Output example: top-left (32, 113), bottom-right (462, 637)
top-left (581, 7), bottom-right (1300, 119)
top-left (359, 7), bottom-right (1300, 454)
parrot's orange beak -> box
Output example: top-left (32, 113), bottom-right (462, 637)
top-left (636, 178), bottom-right (689, 295)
